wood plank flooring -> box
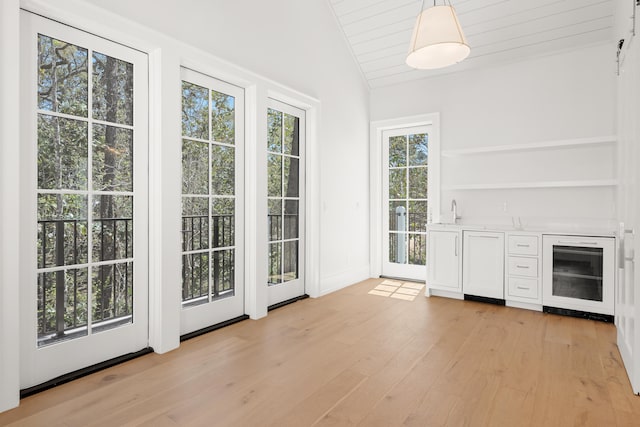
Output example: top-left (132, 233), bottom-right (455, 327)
top-left (2, 277), bottom-right (640, 426)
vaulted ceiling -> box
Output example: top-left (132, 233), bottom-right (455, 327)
top-left (327, 0), bottom-right (615, 88)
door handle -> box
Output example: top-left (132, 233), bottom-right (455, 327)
top-left (455, 235), bottom-right (458, 256)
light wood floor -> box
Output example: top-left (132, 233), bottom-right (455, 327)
top-left (2, 278), bottom-right (640, 426)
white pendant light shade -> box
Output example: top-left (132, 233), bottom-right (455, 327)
top-left (406, 5), bottom-right (470, 70)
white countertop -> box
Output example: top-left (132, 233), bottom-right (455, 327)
top-left (426, 223), bottom-right (617, 237)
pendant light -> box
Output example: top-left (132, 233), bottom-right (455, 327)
top-left (406, 0), bottom-right (470, 70)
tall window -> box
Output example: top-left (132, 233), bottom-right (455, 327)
top-left (181, 78), bottom-right (237, 306)
top-left (36, 35), bottom-right (136, 346)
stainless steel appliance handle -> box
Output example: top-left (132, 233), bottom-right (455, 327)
top-left (557, 240), bottom-right (599, 246)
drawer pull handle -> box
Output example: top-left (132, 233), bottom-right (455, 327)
top-left (516, 244), bottom-right (530, 247)
top-left (516, 265), bottom-right (529, 269)
top-left (516, 286), bottom-right (530, 290)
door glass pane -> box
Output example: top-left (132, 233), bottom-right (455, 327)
top-left (389, 136), bottom-right (406, 167)
top-left (284, 200), bottom-right (299, 240)
top-left (211, 90), bottom-right (235, 144)
top-left (38, 115), bottom-right (88, 190)
top-left (268, 199), bottom-right (282, 241)
top-left (268, 106), bottom-right (301, 285)
top-left (92, 52), bottom-right (133, 125)
top-left (181, 75), bottom-right (238, 306)
top-left (181, 81), bottom-right (209, 140)
top-left (283, 241), bottom-right (298, 281)
top-left (35, 34), bottom-right (137, 345)
top-left (284, 114), bottom-right (299, 155)
top-left (182, 197), bottom-right (209, 252)
top-left (269, 243), bottom-right (282, 285)
top-left (93, 125), bottom-right (133, 192)
top-left (389, 169), bottom-right (406, 199)
top-left (408, 167), bottom-right (428, 199)
top-left (283, 157), bottom-right (299, 197)
top-left (386, 131), bottom-right (428, 268)
top-left (552, 246), bottom-right (603, 302)
top-left (182, 139), bottom-right (209, 194)
top-left (268, 155), bottom-right (282, 197)
top-left (38, 35), bottom-right (88, 117)
top-left (389, 233), bottom-right (408, 264)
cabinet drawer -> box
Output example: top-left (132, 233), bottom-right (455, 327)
top-left (508, 277), bottom-right (538, 299)
top-left (508, 256), bottom-right (538, 277)
top-left (508, 235), bottom-right (538, 256)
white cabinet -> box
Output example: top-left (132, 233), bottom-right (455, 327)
top-left (506, 233), bottom-right (541, 304)
top-left (462, 231), bottom-right (504, 299)
top-left (426, 229), bottom-right (461, 293)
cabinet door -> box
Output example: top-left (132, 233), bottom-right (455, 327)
top-left (427, 230), bottom-right (460, 291)
top-left (463, 231), bottom-right (505, 299)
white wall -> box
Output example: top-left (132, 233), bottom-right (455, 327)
top-left (82, 0), bottom-right (371, 294)
top-left (371, 44), bottom-right (617, 231)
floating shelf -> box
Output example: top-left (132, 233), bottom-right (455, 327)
top-left (441, 136), bottom-right (616, 157)
top-left (443, 180), bottom-right (619, 191)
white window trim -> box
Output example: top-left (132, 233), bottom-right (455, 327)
top-left (369, 113), bottom-right (441, 279)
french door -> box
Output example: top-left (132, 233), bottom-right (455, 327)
top-left (20, 12), bottom-right (149, 388)
top-left (382, 125), bottom-right (431, 281)
top-left (180, 68), bottom-right (245, 334)
top-left (267, 99), bottom-right (305, 306)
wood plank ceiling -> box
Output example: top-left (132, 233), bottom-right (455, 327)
top-left (327, 0), bottom-right (615, 88)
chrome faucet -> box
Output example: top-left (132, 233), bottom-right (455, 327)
top-left (451, 199), bottom-right (459, 224)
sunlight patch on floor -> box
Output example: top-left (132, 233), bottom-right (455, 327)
top-left (368, 279), bottom-right (425, 301)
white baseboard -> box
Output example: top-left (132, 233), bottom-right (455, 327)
top-left (318, 265), bottom-right (371, 297)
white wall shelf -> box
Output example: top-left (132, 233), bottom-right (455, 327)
top-left (441, 136), bottom-right (616, 157)
top-left (443, 180), bottom-right (618, 191)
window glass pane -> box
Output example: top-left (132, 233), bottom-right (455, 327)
top-left (268, 199), bottom-right (282, 242)
top-left (38, 35), bottom-right (88, 117)
top-left (92, 52), bottom-right (133, 126)
top-left (269, 243), bottom-right (282, 284)
top-left (91, 262), bottom-right (133, 332)
top-left (283, 157), bottom-right (299, 198)
top-left (268, 154), bottom-right (282, 197)
top-left (408, 133), bottom-right (428, 166)
top-left (211, 90), bottom-right (235, 144)
top-left (211, 198), bottom-right (234, 248)
top-left (389, 201), bottom-right (407, 233)
top-left (93, 124), bottom-right (133, 192)
top-left (38, 268), bottom-right (88, 346)
top-left (283, 241), bottom-right (298, 282)
top-left (38, 115), bottom-right (88, 190)
top-left (389, 169), bottom-right (406, 199)
top-left (211, 145), bottom-right (235, 195)
top-left (284, 200), bottom-right (299, 240)
top-left (182, 197), bottom-right (209, 252)
top-left (182, 252), bottom-right (209, 305)
top-left (181, 81), bottom-right (209, 140)
top-left (408, 167), bottom-right (428, 199)
top-left (389, 136), bottom-right (406, 167)
top-left (284, 114), bottom-right (299, 156)
top-left (38, 194), bottom-right (88, 268)
top-left (92, 195), bottom-right (133, 262)
top-left (212, 249), bottom-right (234, 298)
top-left (408, 201), bottom-right (428, 233)
top-left (389, 233), bottom-right (408, 264)
top-left (267, 109), bottom-right (282, 152)
top-left (182, 139), bottom-right (209, 194)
